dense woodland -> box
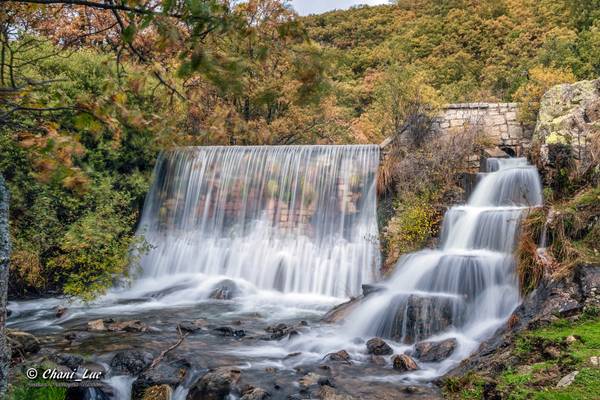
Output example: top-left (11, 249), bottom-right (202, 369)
top-left (0, 0), bottom-right (599, 299)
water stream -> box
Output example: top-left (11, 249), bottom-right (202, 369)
top-left (6, 152), bottom-right (543, 397)
top-left (277, 157), bottom-right (543, 380)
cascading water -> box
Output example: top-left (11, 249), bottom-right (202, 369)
top-left (135, 145), bottom-right (380, 298)
top-left (283, 157), bottom-right (543, 380)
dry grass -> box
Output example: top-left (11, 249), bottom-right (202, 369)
top-left (516, 208), bottom-right (547, 295)
top-left (518, 186), bottom-right (600, 289)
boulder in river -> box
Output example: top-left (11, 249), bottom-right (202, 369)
top-left (110, 350), bottom-right (153, 376)
top-left (319, 385), bottom-right (356, 400)
top-left (361, 284), bottom-right (385, 296)
top-left (209, 279), bottom-right (240, 300)
top-left (324, 350), bottom-right (351, 363)
top-left (178, 319), bottom-right (207, 333)
top-left (413, 338), bottom-right (458, 362)
top-left (133, 361), bottom-right (185, 399)
top-left (108, 320), bottom-right (148, 333)
top-left (212, 326), bottom-right (245, 338)
top-left (187, 367), bottom-right (241, 400)
top-left (375, 294), bottom-right (462, 344)
top-left (88, 319), bottom-right (107, 331)
top-left (392, 354), bottom-right (418, 372)
top-left (88, 318), bottom-right (147, 333)
top-left (366, 338), bottom-right (393, 356)
top-left (141, 385), bottom-right (172, 400)
top-left (7, 330), bottom-right (40, 358)
top-left (55, 306), bottom-right (67, 318)
top-left (262, 323), bottom-right (301, 340)
top-left (240, 386), bottom-right (270, 400)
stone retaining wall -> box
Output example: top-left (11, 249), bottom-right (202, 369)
top-left (380, 103), bottom-right (533, 157)
top-left (431, 103), bottom-right (531, 154)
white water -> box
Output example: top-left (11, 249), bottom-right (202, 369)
top-left (7, 153), bottom-right (543, 393)
top-left (135, 145), bottom-right (380, 298)
top-left (263, 157), bottom-right (543, 380)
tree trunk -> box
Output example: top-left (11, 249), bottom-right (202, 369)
top-left (0, 175), bottom-right (10, 395)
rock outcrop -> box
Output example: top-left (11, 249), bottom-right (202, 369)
top-left (446, 263), bottom-right (600, 378)
top-left (535, 79), bottom-right (600, 170)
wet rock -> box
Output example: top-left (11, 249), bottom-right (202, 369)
top-left (187, 367), bottom-right (241, 400)
top-left (392, 354), bottom-right (418, 372)
top-left (319, 385), bottom-right (355, 400)
top-left (370, 355), bottom-right (386, 366)
top-left (284, 352), bottom-right (301, 360)
top-left (361, 284), bottom-right (385, 296)
top-left (50, 353), bottom-right (84, 370)
top-left (321, 297), bottom-right (364, 323)
top-left (324, 350), bottom-right (351, 363)
top-left (88, 319), bottom-right (107, 331)
top-left (556, 371), bottom-right (579, 388)
top-left (209, 279), bottom-right (240, 300)
top-left (88, 318), bottom-right (147, 333)
top-left (262, 323), bottom-right (299, 340)
top-left (7, 330), bottom-right (40, 357)
top-left (178, 320), bottom-right (207, 333)
top-left (299, 372), bottom-right (321, 388)
top-left (414, 338), bottom-right (458, 362)
top-left (108, 320), bottom-right (147, 333)
top-left (375, 294), bottom-right (461, 344)
top-left (317, 376), bottom-right (335, 387)
top-left (110, 350), bottom-right (153, 375)
top-left (366, 338), bottom-right (393, 356)
top-left (55, 306), bottom-right (67, 318)
top-left (133, 361), bottom-right (185, 399)
top-left (212, 326), bottom-right (245, 338)
top-left (141, 385), bottom-right (172, 400)
top-left (240, 386), bottom-right (270, 400)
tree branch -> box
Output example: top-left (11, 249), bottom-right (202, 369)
top-left (0, 0), bottom-right (181, 17)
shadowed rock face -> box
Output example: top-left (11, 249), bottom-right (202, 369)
top-left (372, 294), bottom-right (464, 344)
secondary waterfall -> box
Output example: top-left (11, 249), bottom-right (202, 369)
top-left (304, 157), bottom-right (543, 377)
top-left (136, 145), bottom-right (380, 298)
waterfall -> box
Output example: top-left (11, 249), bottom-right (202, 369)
top-left (136, 145), bottom-right (380, 298)
top-left (336, 157), bottom-right (542, 373)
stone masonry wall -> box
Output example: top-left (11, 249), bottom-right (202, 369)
top-left (431, 103), bottom-right (532, 154)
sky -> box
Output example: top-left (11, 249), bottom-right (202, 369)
top-left (290, 0), bottom-right (389, 16)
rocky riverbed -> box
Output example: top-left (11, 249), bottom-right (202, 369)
top-left (7, 279), bottom-right (445, 400)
